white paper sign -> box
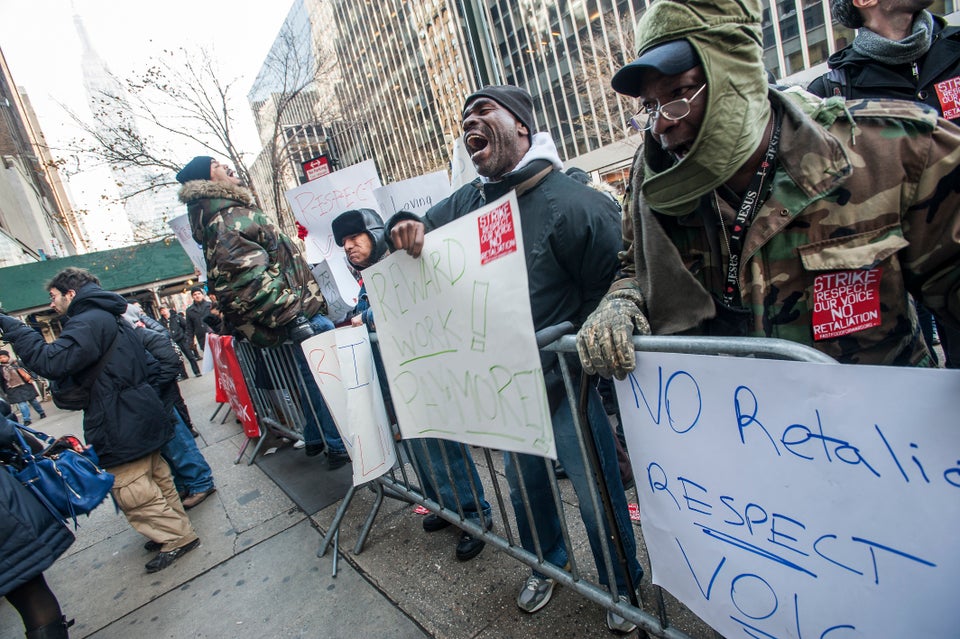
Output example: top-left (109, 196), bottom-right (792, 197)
top-left (373, 170), bottom-right (451, 218)
top-left (615, 353), bottom-right (960, 639)
top-left (168, 213), bottom-right (206, 281)
top-left (310, 258), bottom-right (361, 324)
top-left (284, 159), bottom-right (383, 263)
top-left (301, 326), bottom-right (396, 485)
top-left (365, 192), bottom-right (555, 458)
top-left (449, 136), bottom-right (479, 190)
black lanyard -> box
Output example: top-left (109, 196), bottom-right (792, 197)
top-left (719, 113), bottom-right (782, 307)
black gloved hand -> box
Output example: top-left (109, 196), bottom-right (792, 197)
top-left (286, 313), bottom-right (317, 344)
top-left (0, 313), bottom-right (21, 336)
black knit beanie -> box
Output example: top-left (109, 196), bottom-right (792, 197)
top-left (463, 85), bottom-right (535, 139)
top-left (176, 156), bottom-right (214, 184)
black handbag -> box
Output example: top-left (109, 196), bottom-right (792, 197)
top-left (50, 328), bottom-right (120, 410)
top-left (7, 422), bottom-right (115, 527)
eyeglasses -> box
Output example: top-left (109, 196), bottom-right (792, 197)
top-left (629, 84), bottom-right (706, 132)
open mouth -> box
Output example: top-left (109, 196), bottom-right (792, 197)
top-left (465, 132), bottom-right (489, 155)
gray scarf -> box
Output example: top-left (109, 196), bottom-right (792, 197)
top-left (852, 10), bottom-right (934, 65)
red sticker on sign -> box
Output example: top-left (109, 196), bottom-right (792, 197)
top-left (935, 76), bottom-right (960, 120)
top-left (812, 269), bottom-right (882, 341)
top-left (478, 201), bottom-right (517, 265)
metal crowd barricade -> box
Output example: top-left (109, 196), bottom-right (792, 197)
top-left (230, 329), bottom-right (835, 638)
top-left (232, 340), bottom-right (313, 465)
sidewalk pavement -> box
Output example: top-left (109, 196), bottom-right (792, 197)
top-left (1, 374), bottom-right (714, 639)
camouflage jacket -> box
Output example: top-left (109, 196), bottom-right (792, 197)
top-left (614, 89), bottom-right (960, 366)
top-left (179, 181), bottom-right (326, 347)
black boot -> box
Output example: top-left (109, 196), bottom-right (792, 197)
top-left (25, 616), bottom-right (72, 639)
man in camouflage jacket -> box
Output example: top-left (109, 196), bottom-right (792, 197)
top-left (176, 157), bottom-right (349, 468)
top-left (177, 157), bottom-right (326, 347)
top-left (577, 0), bottom-right (960, 379)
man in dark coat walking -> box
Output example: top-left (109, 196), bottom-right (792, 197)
top-left (159, 306), bottom-right (201, 377)
top-left (184, 286), bottom-right (212, 353)
top-left (0, 268), bottom-right (200, 574)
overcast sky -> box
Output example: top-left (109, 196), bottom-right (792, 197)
top-left (0, 0), bottom-right (294, 249)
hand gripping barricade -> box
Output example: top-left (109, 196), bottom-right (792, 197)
top-left (226, 327), bottom-right (839, 638)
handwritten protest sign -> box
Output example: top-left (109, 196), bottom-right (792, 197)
top-left (373, 171), bottom-right (450, 218)
top-left (365, 192), bottom-right (554, 458)
top-left (168, 213), bottom-right (206, 280)
top-left (285, 159), bottom-right (382, 263)
top-left (449, 136), bottom-right (479, 190)
top-left (301, 326), bottom-right (395, 485)
top-left (311, 258), bottom-right (360, 325)
top-left (615, 353), bottom-right (960, 638)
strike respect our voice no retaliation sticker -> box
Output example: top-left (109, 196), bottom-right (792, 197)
top-left (811, 268), bottom-right (882, 340)
top-left (935, 76), bottom-right (960, 120)
top-left (478, 200), bottom-right (518, 265)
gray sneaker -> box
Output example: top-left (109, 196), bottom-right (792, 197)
top-left (606, 595), bottom-right (638, 634)
top-left (516, 574), bottom-right (556, 613)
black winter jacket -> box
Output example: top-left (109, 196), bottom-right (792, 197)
top-left (386, 160), bottom-right (621, 410)
top-left (0, 418), bottom-right (74, 596)
top-left (162, 313), bottom-right (188, 343)
top-left (808, 18), bottom-right (960, 122)
top-left (185, 301), bottom-right (211, 348)
top-left (137, 325), bottom-right (182, 412)
top-left (2, 285), bottom-right (171, 467)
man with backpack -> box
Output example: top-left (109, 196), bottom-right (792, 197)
top-left (0, 268), bottom-right (200, 574)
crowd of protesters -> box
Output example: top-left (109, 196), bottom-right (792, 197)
top-left (3, 0), bottom-right (959, 636)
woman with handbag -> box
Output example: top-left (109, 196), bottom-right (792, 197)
top-left (0, 401), bottom-right (74, 639)
top-left (0, 350), bottom-right (46, 425)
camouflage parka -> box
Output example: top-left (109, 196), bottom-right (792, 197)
top-left (613, 89), bottom-right (960, 367)
top-left (179, 181), bottom-right (326, 347)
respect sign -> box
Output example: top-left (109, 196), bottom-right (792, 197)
top-left (615, 353), bottom-right (960, 639)
top-left (365, 192), bottom-right (555, 458)
top-left (285, 159), bottom-right (382, 263)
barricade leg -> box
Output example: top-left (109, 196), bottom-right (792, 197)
top-left (318, 484), bottom-right (359, 558)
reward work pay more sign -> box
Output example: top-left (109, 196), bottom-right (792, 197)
top-left (365, 192), bottom-right (555, 459)
top-left (615, 353), bottom-right (960, 639)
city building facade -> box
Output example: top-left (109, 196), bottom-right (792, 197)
top-left (0, 47), bottom-right (81, 267)
top-left (252, 1), bottom-right (960, 196)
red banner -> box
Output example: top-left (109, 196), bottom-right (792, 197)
top-left (207, 335), bottom-right (260, 438)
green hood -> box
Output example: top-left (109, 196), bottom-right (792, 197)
top-left (637, 0), bottom-right (771, 216)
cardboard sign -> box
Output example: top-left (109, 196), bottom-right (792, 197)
top-left (207, 335), bottom-right (259, 438)
top-left (372, 170), bottom-right (450, 218)
top-left (310, 258), bottom-right (361, 325)
top-left (168, 213), bottom-right (206, 281)
top-left (365, 192), bottom-right (555, 459)
top-left (616, 352), bottom-right (960, 639)
top-left (301, 326), bottom-right (396, 485)
top-left (284, 159), bottom-right (382, 263)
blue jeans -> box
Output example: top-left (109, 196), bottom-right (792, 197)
top-left (161, 409), bottom-right (215, 495)
top-left (504, 380), bottom-right (643, 595)
top-left (293, 314), bottom-right (347, 455)
top-left (17, 399), bottom-right (44, 422)
top-left (408, 438), bottom-right (491, 522)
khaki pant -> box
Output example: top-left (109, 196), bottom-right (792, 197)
top-left (108, 451), bottom-right (198, 552)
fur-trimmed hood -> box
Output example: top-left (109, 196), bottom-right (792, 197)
top-left (179, 180), bottom-right (257, 245)
top-left (177, 180), bottom-right (256, 207)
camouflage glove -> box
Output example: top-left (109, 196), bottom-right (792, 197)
top-left (576, 288), bottom-right (650, 380)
